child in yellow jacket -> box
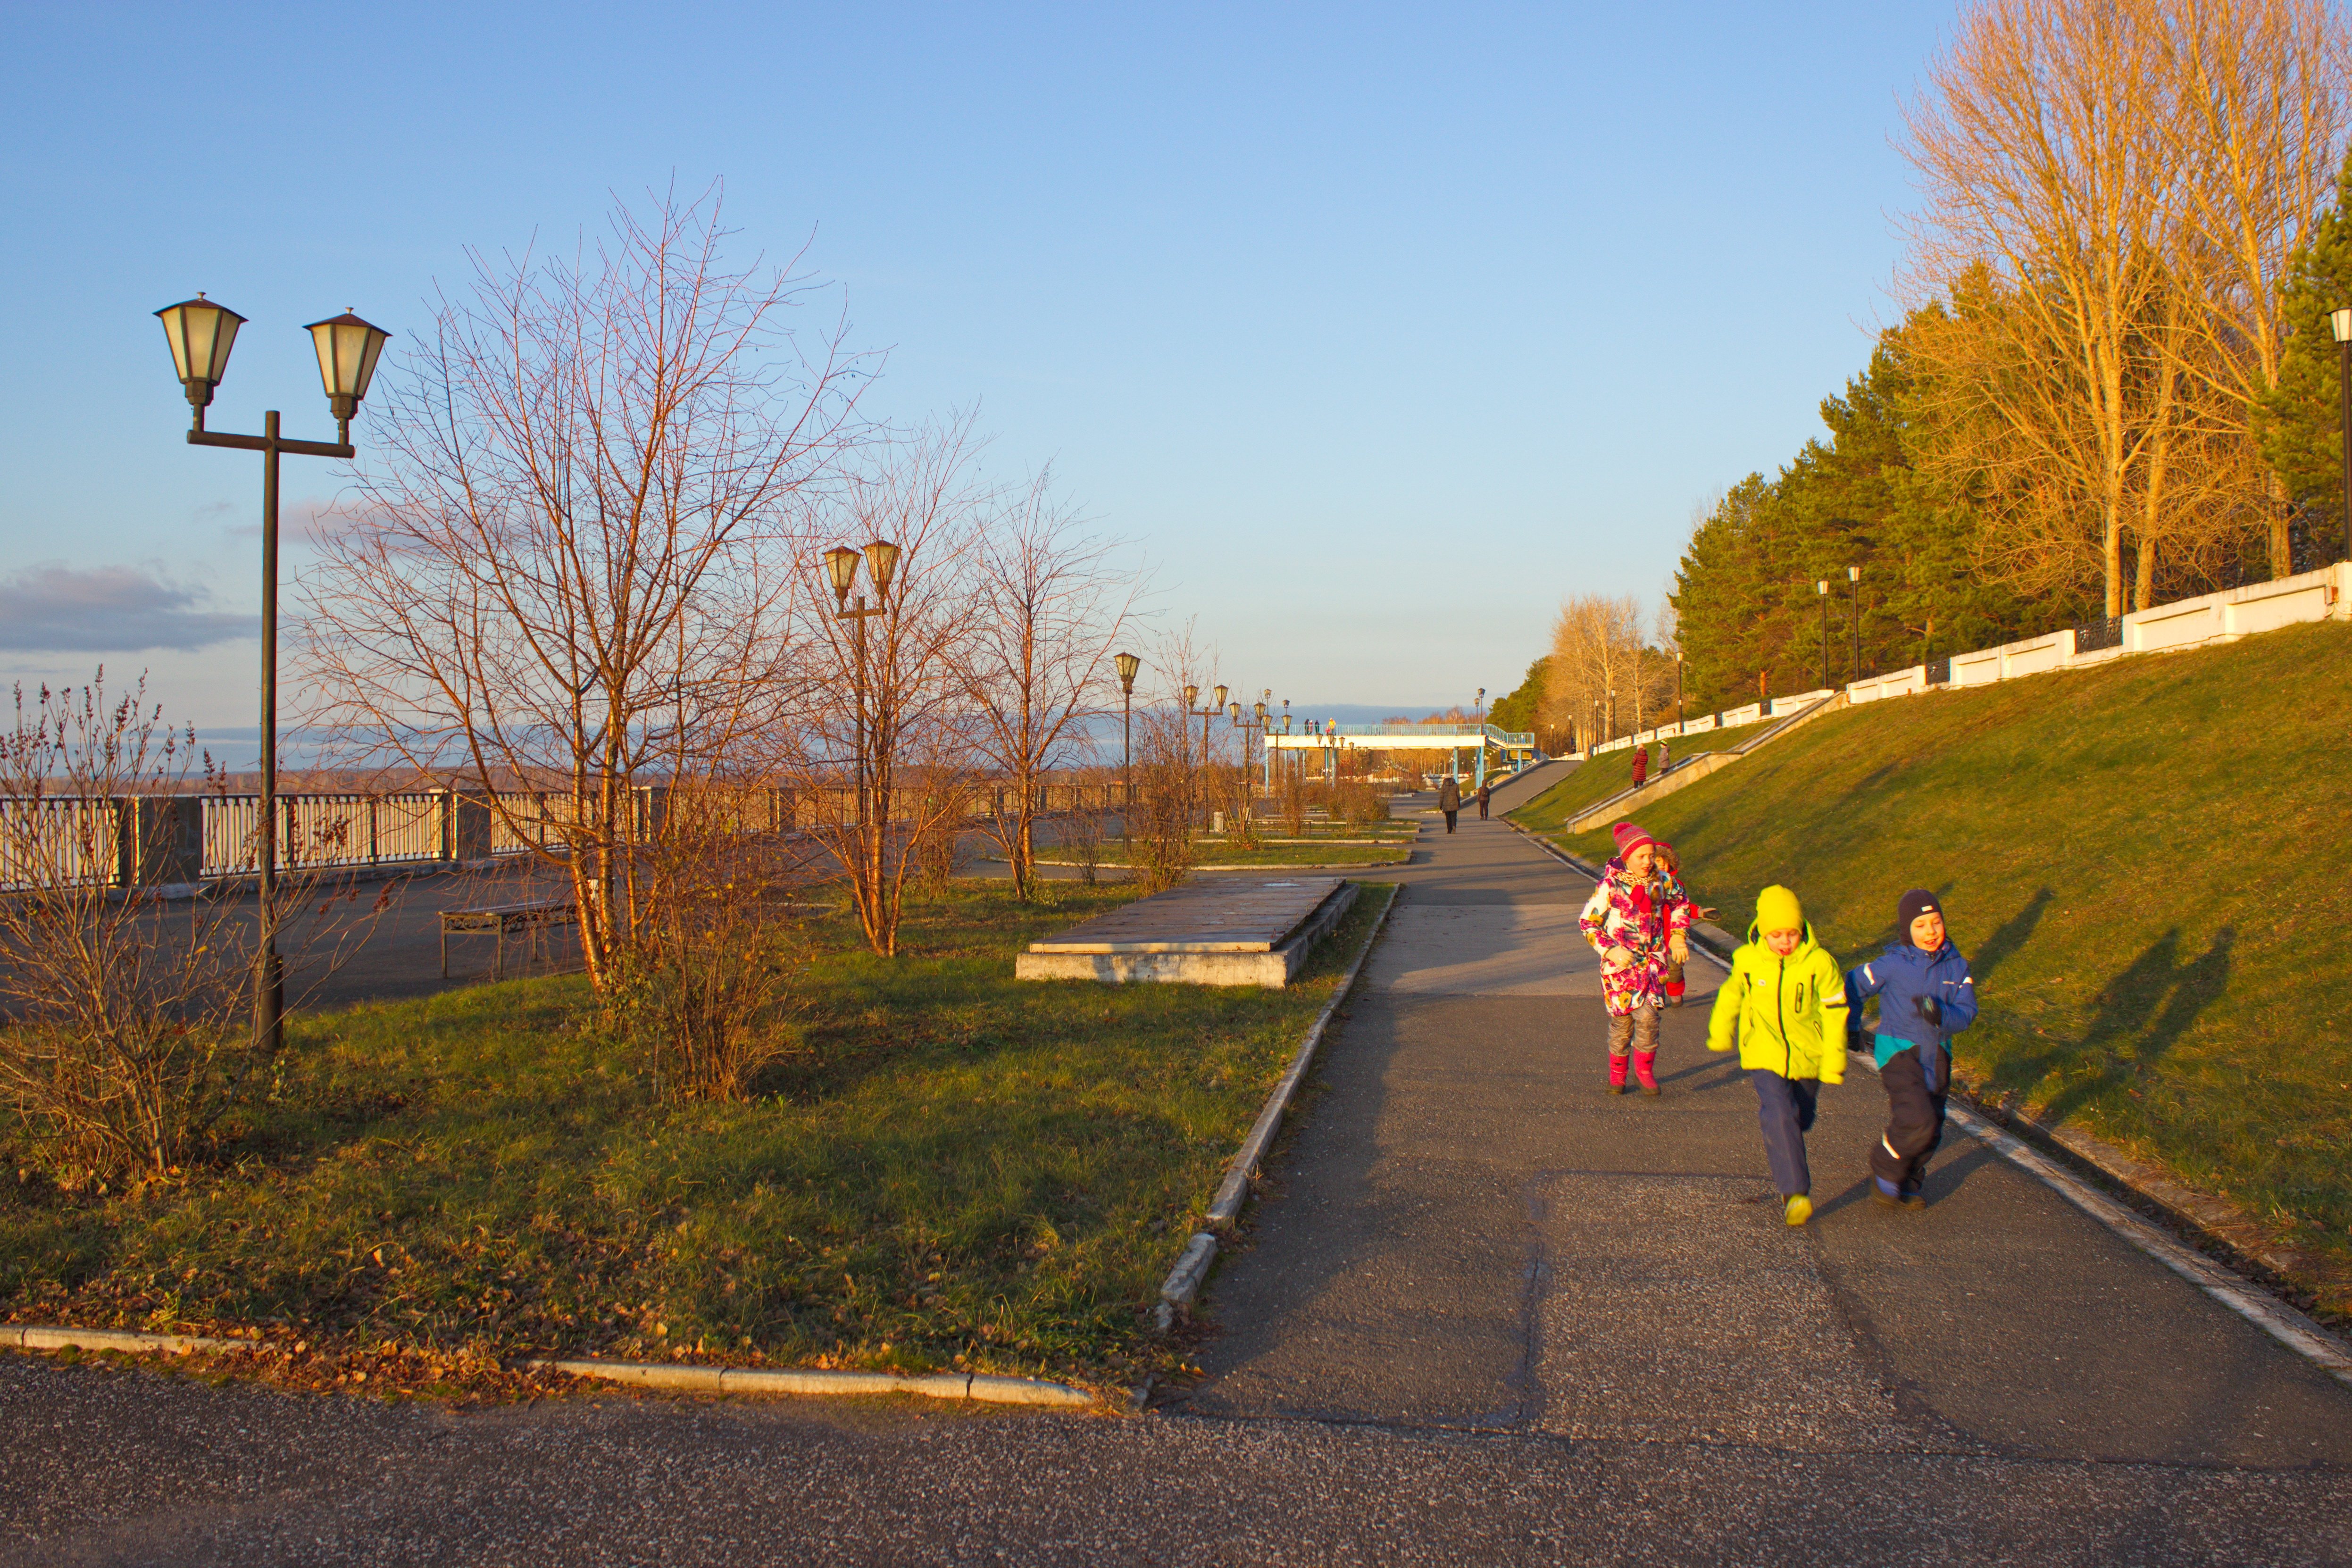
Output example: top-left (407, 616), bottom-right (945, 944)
top-left (1707, 885), bottom-right (1850, 1226)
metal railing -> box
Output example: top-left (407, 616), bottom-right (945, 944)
top-left (0, 797), bottom-right (123, 891)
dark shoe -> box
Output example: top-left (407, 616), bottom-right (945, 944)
top-left (1600, 1081), bottom-right (1627, 1096)
top-left (1871, 1189), bottom-right (1927, 1212)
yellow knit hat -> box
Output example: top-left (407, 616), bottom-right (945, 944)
top-left (1754, 884), bottom-right (1804, 934)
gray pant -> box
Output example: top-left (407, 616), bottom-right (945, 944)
top-left (1605, 1006), bottom-right (1660, 1058)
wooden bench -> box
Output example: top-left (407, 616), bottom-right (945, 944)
top-left (439, 899), bottom-right (579, 979)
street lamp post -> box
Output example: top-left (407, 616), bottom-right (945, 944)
top-left (158, 296), bottom-right (391, 1058)
top-left (1817, 579), bottom-right (1831, 689)
top-left (1114, 651), bottom-right (1140, 848)
top-left (2333, 308), bottom-right (2352, 565)
top-left (823, 540), bottom-right (901, 877)
top-left (1848, 565), bottom-right (1864, 684)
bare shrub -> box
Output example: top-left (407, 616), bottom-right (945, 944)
top-left (1060, 804), bottom-right (1107, 887)
top-left (0, 676), bottom-right (254, 1179)
top-left (1336, 783), bottom-right (1392, 826)
top-left (602, 782), bottom-right (812, 1102)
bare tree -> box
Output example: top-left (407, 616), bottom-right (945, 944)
top-left (2157, 0), bottom-right (2350, 577)
top-left (1542, 594), bottom-right (1651, 744)
top-left (951, 473), bottom-right (1140, 902)
top-left (786, 424), bottom-right (983, 956)
top-left (1902, 0), bottom-right (2179, 617)
top-left (300, 183), bottom-right (866, 987)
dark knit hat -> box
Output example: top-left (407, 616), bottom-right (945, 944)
top-left (1896, 888), bottom-right (1942, 943)
top-left (1612, 822), bottom-right (1656, 859)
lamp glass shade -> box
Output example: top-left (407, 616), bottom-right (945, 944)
top-left (1816, 580), bottom-right (1828, 594)
top-left (1184, 684), bottom-right (1199, 708)
top-left (1255, 702), bottom-right (1267, 720)
top-left (1848, 565), bottom-right (1862, 582)
top-left (156, 296), bottom-right (246, 392)
top-left (305, 311), bottom-right (392, 405)
top-left (1114, 651), bottom-right (1140, 690)
top-left (824, 545), bottom-right (861, 601)
top-left (864, 540), bottom-right (901, 597)
top-left (1212, 684), bottom-right (1227, 710)
top-left (1228, 701), bottom-right (1241, 721)
top-left (2333, 308), bottom-right (2352, 343)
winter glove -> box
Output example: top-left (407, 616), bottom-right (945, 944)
top-left (1668, 933), bottom-right (1689, 964)
top-left (1914, 994), bottom-right (1943, 1029)
top-left (1602, 945), bottom-right (1632, 970)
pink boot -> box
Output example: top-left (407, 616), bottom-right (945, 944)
top-left (1606, 1054), bottom-right (1630, 1095)
top-left (1634, 1051), bottom-right (1660, 1096)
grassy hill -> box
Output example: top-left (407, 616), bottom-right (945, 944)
top-left (1523, 620), bottom-right (2352, 1319)
top-left (1510, 718), bottom-right (1768, 835)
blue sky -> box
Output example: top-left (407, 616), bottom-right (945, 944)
top-left (0, 2), bottom-right (1951, 736)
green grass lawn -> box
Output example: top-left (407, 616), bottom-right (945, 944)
top-left (1551, 621), bottom-right (2352, 1318)
top-left (0, 880), bottom-right (1395, 1390)
top-left (1040, 842), bottom-right (1411, 867)
top-left (1509, 720), bottom-right (1769, 836)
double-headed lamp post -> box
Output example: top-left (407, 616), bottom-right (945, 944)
top-left (1114, 650), bottom-right (1141, 845)
top-left (158, 295), bottom-right (391, 1058)
top-left (823, 540), bottom-right (902, 839)
top-left (2333, 308), bottom-right (2352, 566)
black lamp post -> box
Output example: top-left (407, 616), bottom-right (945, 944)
top-left (823, 540), bottom-right (901, 847)
top-left (2333, 308), bottom-right (2352, 565)
top-left (1848, 565), bottom-right (1864, 683)
top-left (1114, 651), bottom-right (1140, 846)
top-left (158, 295), bottom-right (391, 1058)
top-left (1816, 578), bottom-right (1831, 688)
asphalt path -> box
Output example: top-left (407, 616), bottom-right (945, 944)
top-left (7, 808), bottom-right (2350, 1565)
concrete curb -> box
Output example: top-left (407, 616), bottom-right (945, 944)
top-left (1501, 819), bottom-right (2352, 1392)
top-left (528, 1358), bottom-right (1097, 1408)
top-left (1153, 882), bottom-right (1400, 1331)
top-left (0, 1325), bottom-right (240, 1357)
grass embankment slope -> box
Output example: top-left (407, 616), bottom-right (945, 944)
top-left (0, 881), bottom-right (1393, 1392)
top-left (1537, 620), bottom-right (2352, 1316)
top-left (1510, 718), bottom-right (1769, 835)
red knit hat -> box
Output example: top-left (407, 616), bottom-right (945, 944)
top-left (1612, 822), bottom-right (1655, 858)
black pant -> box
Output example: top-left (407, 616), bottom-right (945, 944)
top-left (1477, 800), bottom-right (1489, 818)
top-left (1749, 1070), bottom-right (1818, 1196)
top-left (1871, 1044), bottom-right (1949, 1193)
top-left (1443, 809), bottom-right (1458, 833)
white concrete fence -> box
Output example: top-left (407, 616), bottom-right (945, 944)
top-left (1583, 561), bottom-right (2349, 756)
top-left (1846, 562), bottom-right (2349, 708)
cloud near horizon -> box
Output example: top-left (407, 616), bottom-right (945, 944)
top-left (0, 564), bottom-right (250, 652)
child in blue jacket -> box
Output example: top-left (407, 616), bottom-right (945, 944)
top-left (1844, 888), bottom-right (1978, 1210)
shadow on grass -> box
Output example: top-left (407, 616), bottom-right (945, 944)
top-left (1974, 887), bottom-right (2054, 983)
top-left (1996, 925), bottom-right (2235, 1128)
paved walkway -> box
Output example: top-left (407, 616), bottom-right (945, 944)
top-left (7, 808), bottom-right (2350, 1564)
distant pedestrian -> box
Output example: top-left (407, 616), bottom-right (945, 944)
top-left (1630, 745), bottom-right (1649, 786)
top-left (1657, 736), bottom-right (1671, 773)
top-left (1579, 822), bottom-right (1695, 1095)
top-left (1476, 780), bottom-right (1491, 819)
top-left (1709, 885), bottom-right (1850, 1227)
top-left (1845, 889), bottom-right (1978, 1211)
top-left (1437, 774), bottom-right (1461, 833)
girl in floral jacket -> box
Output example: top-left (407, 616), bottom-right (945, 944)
top-left (1579, 822), bottom-right (1695, 1094)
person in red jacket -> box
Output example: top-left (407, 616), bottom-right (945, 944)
top-left (1630, 745), bottom-right (1649, 786)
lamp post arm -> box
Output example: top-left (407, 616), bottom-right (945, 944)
top-left (189, 428), bottom-right (355, 460)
